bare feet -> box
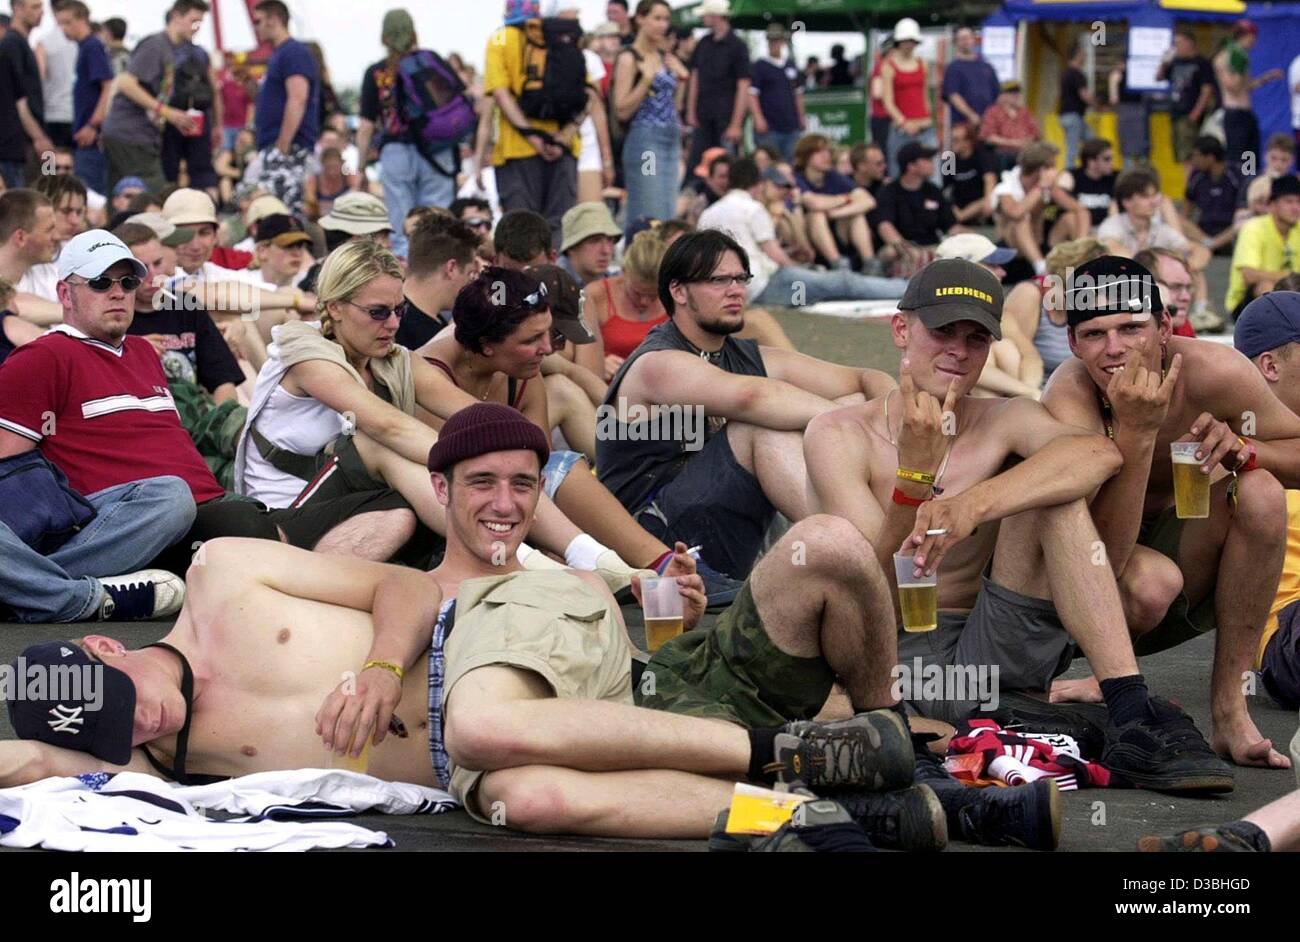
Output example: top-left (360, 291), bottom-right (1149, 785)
top-left (1050, 676), bottom-right (1103, 704)
top-left (1212, 716), bottom-right (1293, 769)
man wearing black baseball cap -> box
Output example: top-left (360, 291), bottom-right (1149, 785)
top-left (807, 257), bottom-right (1234, 794)
top-left (875, 141), bottom-right (964, 250)
top-left (253, 213), bottom-right (314, 291)
top-left (1041, 255), bottom-right (1299, 771)
top-left (1234, 291), bottom-right (1300, 713)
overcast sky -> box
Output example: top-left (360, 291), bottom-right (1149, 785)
top-left (30, 0), bottom-right (866, 92)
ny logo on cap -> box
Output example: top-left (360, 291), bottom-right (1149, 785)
top-left (48, 705), bottom-right (85, 734)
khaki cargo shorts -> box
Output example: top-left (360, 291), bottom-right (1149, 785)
top-left (442, 570), bottom-right (633, 820)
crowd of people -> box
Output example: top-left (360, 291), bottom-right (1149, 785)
top-left (2, 0), bottom-right (1300, 855)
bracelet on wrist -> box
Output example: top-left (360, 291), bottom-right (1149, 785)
top-left (896, 468), bottom-right (937, 486)
top-left (892, 487), bottom-right (928, 507)
top-left (363, 659), bottom-right (404, 682)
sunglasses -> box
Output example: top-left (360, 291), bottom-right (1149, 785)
top-left (340, 298), bottom-right (404, 322)
top-left (464, 217), bottom-right (492, 230)
top-left (72, 274), bottom-right (142, 292)
top-left (697, 274), bottom-right (753, 288)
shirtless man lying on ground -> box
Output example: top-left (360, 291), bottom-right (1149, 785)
top-left (804, 257), bottom-right (1233, 794)
top-left (2, 403), bottom-right (1060, 848)
top-left (1041, 255), bottom-right (1296, 770)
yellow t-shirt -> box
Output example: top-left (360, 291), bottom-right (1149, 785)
top-left (1259, 489), bottom-right (1300, 668)
top-left (483, 25), bottom-right (583, 166)
top-left (1225, 214), bottom-right (1300, 313)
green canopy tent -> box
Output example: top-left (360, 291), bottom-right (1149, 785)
top-left (672, 1), bottom-right (998, 145)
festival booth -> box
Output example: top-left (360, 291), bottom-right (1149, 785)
top-left (985, 0), bottom-right (1300, 196)
top-left (673, 0), bottom-right (985, 146)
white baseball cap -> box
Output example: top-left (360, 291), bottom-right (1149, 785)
top-left (162, 188), bottom-right (218, 227)
top-left (57, 230), bottom-right (148, 281)
top-left (699, 0), bottom-right (731, 16)
top-left (936, 233), bottom-right (1017, 267)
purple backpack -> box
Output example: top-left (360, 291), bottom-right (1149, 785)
top-left (395, 50), bottom-right (476, 165)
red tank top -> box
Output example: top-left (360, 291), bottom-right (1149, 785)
top-left (599, 279), bottom-right (668, 360)
top-left (890, 59), bottom-right (929, 120)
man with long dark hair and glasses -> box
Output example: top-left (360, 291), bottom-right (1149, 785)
top-left (598, 228), bottom-right (897, 583)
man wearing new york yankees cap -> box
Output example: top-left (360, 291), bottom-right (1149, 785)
top-left (0, 230), bottom-right (195, 623)
top-left (1042, 255), bottom-right (1300, 771)
top-left (806, 257), bottom-right (1234, 799)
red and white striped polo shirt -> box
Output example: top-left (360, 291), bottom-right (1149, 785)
top-left (0, 324), bottom-right (225, 501)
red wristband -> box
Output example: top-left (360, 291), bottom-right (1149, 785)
top-left (1237, 439), bottom-right (1258, 474)
top-left (892, 487), bottom-right (927, 507)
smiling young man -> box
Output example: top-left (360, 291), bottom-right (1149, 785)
top-left (598, 228), bottom-right (898, 582)
top-left (1041, 255), bottom-right (1297, 770)
top-left (804, 257), bottom-right (1232, 793)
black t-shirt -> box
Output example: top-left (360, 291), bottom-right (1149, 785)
top-left (1186, 167), bottom-right (1245, 236)
top-left (1059, 67), bottom-right (1087, 116)
top-left (689, 32), bottom-right (750, 119)
top-left (1072, 169), bottom-right (1117, 228)
top-left (125, 306), bottom-right (245, 393)
top-left (394, 295), bottom-right (451, 351)
top-left (1165, 56), bottom-right (1216, 116)
top-left (0, 31), bottom-right (44, 161)
top-left (875, 180), bottom-right (956, 246)
top-left (943, 145), bottom-right (996, 209)
top-left (827, 58), bottom-right (853, 87)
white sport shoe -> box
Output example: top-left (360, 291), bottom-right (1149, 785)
top-left (97, 570), bottom-right (186, 621)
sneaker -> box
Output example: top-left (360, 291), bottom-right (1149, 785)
top-left (1188, 307), bottom-right (1226, 334)
top-left (771, 710), bottom-right (914, 791)
top-left (693, 559), bottom-right (742, 609)
top-left (709, 800), bottom-right (876, 852)
top-left (834, 784), bottom-right (948, 852)
top-left (97, 570), bottom-right (186, 621)
top-left (1137, 825), bottom-right (1260, 853)
top-left (1102, 697), bottom-right (1234, 793)
top-left (909, 736), bottom-right (1060, 850)
top-left (989, 691), bottom-right (1110, 759)
top-left (859, 257), bottom-right (886, 277)
top-left (956, 778), bottom-right (1062, 851)
top-left (829, 257), bottom-right (853, 272)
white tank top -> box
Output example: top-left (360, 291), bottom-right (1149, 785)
top-left (241, 382), bottom-right (346, 509)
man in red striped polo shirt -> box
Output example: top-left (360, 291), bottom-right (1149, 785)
top-left (0, 229), bottom-right (196, 622)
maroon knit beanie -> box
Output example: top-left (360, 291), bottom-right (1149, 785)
top-left (426, 402), bottom-right (551, 473)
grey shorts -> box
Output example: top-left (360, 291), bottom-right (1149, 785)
top-left (896, 576), bottom-right (1075, 725)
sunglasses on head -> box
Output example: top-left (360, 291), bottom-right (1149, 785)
top-left (73, 274), bottom-right (142, 292)
top-left (340, 298), bottom-right (404, 322)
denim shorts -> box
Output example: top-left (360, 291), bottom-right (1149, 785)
top-left (542, 449), bottom-right (585, 500)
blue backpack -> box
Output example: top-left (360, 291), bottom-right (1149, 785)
top-left (394, 50), bottom-right (476, 175)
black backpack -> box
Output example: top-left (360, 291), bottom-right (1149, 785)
top-left (516, 17), bottom-right (589, 126)
top-left (169, 51), bottom-right (214, 111)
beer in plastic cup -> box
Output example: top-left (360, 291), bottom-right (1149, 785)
top-left (641, 575), bottom-right (685, 652)
top-left (1170, 442), bottom-right (1210, 519)
top-left (185, 108), bottom-right (205, 138)
top-left (894, 553), bottom-right (938, 633)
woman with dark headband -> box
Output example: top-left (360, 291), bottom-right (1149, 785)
top-left (233, 241), bottom-right (649, 586)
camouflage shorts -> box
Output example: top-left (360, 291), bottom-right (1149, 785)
top-left (635, 580), bottom-right (836, 728)
top-left (1133, 505), bottom-right (1217, 656)
top-left (258, 145), bottom-right (312, 214)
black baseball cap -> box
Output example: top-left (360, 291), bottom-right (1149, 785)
top-left (531, 264), bottom-right (595, 345)
top-left (897, 141), bottom-right (938, 171)
top-left (6, 641), bottom-right (138, 765)
top-left (1064, 255), bottom-right (1164, 327)
top-left (898, 258), bottom-right (1003, 339)
top-left (255, 213), bottom-right (313, 247)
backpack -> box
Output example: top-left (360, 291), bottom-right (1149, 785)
top-left (394, 49), bottom-right (476, 175)
top-left (169, 48), bottom-right (214, 111)
top-left (516, 17), bottom-right (589, 126)
top-left (607, 46), bottom-right (642, 143)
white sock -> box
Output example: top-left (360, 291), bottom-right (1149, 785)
top-left (564, 533), bottom-right (608, 571)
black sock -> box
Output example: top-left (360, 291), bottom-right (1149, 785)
top-left (747, 727), bottom-right (781, 784)
top-left (1221, 820), bottom-right (1272, 852)
top-left (1099, 674), bottom-right (1150, 726)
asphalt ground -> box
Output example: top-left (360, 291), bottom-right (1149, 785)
top-left (5, 253), bottom-right (1295, 854)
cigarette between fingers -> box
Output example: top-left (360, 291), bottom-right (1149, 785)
top-left (925, 529), bottom-right (949, 536)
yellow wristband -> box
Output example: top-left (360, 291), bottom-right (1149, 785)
top-left (896, 468), bottom-right (937, 486)
top-left (292, 289), bottom-right (303, 311)
top-left (362, 660), bottom-right (404, 682)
